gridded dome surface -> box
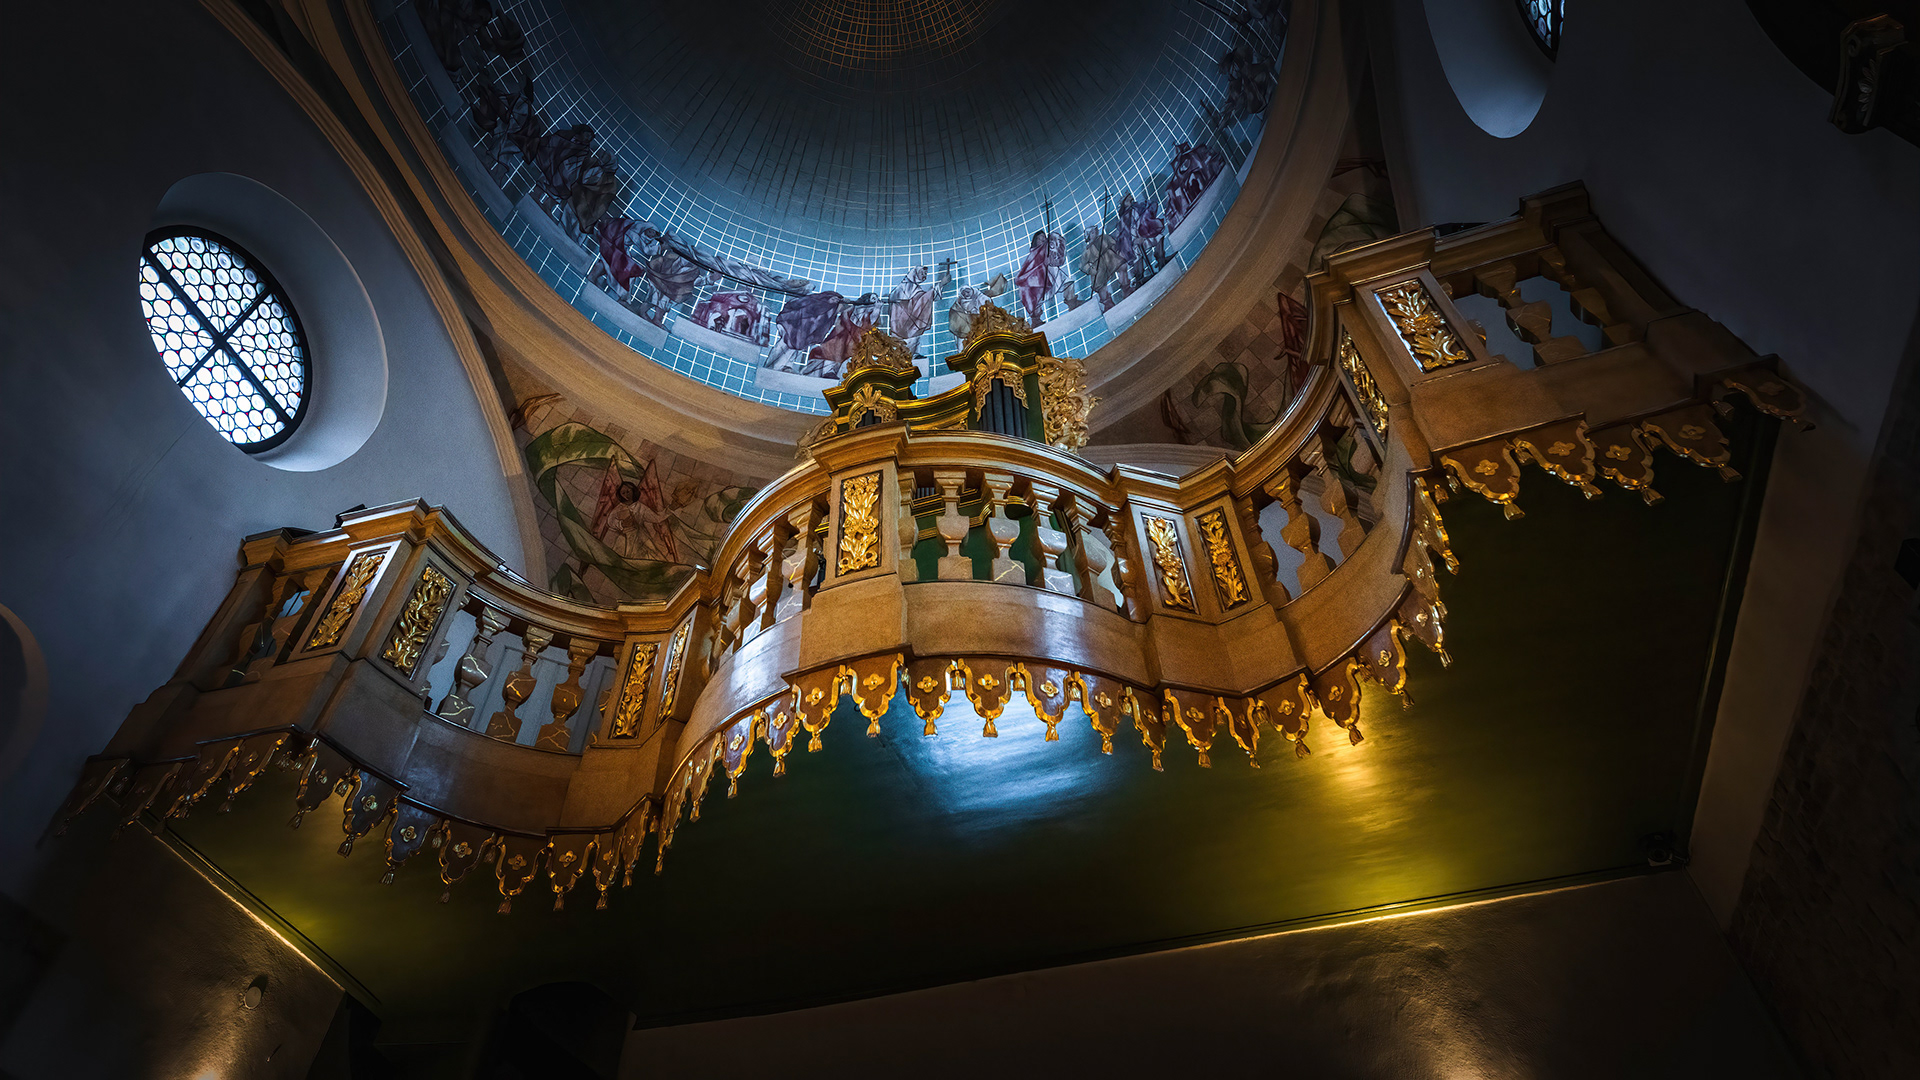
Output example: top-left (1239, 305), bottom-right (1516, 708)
top-left (138, 231), bottom-right (308, 449)
top-left (386, 0), bottom-right (1288, 410)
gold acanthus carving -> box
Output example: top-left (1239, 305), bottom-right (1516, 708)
top-left (846, 385), bottom-right (899, 427)
top-left (306, 550), bottom-right (386, 650)
top-left (845, 325), bottom-right (918, 375)
top-left (657, 621), bottom-right (692, 724)
top-left (970, 350), bottom-right (1030, 417)
top-left (380, 566), bottom-right (454, 676)
top-left (608, 641), bottom-right (658, 739)
top-left (1337, 330), bottom-right (1390, 438)
top-left (1143, 516), bottom-right (1196, 612)
top-left (1378, 282), bottom-right (1468, 371)
top-left (962, 301), bottom-right (1032, 348)
top-left (836, 471), bottom-right (883, 575)
top-left (1037, 354), bottom-right (1097, 451)
top-left (1196, 509), bottom-right (1249, 610)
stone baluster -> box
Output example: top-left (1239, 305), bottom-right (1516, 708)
top-left (485, 624), bottom-right (554, 741)
top-left (1237, 493), bottom-right (1291, 607)
top-left (897, 470), bottom-right (920, 583)
top-left (980, 472), bottom-right (1023, 584)
top-left (536, 637), bottom-right (598, 751)
top-left (1312, 434), bottom-right (1367, 559)
top-left (438, 605), bottom-right (508, 728)
top-left (1268, 470), bottom-right (1335, 591)
top-left (934, 469), bottom-right (973, 580)
top-left (776, 503), bottom-right (820, 621)
top-left (1065, 498), bottom-right (1123, 612)
top-left (1025, 481), bottom-right (1074, 594)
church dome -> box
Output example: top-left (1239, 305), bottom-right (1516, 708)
top-left (383, 0), bottom-right (1290, 410)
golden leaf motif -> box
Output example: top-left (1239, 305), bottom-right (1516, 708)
top-left (836, 472), bottom-right (882, 575)
top-left (1327, 685), bottom-right (1344, 701)
top-left (452, 841), bottom-right (472, 858)
top-left (658, 622), bottom-right (692, 722)
top-left (979, 674), bottom-right (999, 690)
top-left (609, 642), bottom-right (658, 739)
top-left (1473, 459), bottom-right (1501, 476)
top-left (1337, 331), bottom-right (1391, 438)
top-left (380, 566), bottom-right (455, 676)
top-left (360, 795), bottom-right (378, 811)
top-left (399, 826), bottom-right (418, 843)
top-left (507, 854), bottom-right (526, 870)
top-left (1379, 282), bottom-right (1469, 371)
top-left (1379, 649), bottom-right (1392, 664)
top-left (1095, 692), bottom-right (1114, 709)
top-left (863, 673), bottom-right (883, 690)
top-left (1548, 441), bottom-right (1575, 457)
top-left (1144, 516), bottom-right (1196, 612)
top-left (847, 384), bottom-right (900, 427)
top-left (1197, 509), bottom-right (1248, 610)
top-left (916, 676), bottom-right (939, 693)
top-left (969, 349), bottom-right (1030, 416)
top-left (1040, 680), bottom-right (1059, 697)
top-left (306, 550), bottom-right (386, 650)
top-left (1278, 700), bottom-right (1295, 714)
top-left (728, 732), bottom-right (745, 751)
top-left (558, 850), bottom-right (576, 865)
top-left (962, 301), bottom-right (1032, 348)
top-left (806, 688), bottom-right (825, 705)
top-left (1679, 424), bottom-right (1707, 439)
top-left (845, 325), bottom-right (917, 375)
top-left (1038, 355), bottom-right (1098, 451)
top-left (1606, 444), bottom-right (1633, 461)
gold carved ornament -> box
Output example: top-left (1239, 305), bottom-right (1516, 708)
top-left (305, 550), bottom-right (387, 650)
top-left (970, 350), bottom-right (1030, 417)
top-left (1378, 282), bottom-right (1469, 371)
top-left (1037, 355), bottom-right (1098, 451)
top-left (608, 641), bottom-right (658, 738)
top-left (1337, 330), bottom-right (1390, 438)
top-left (845, 325), bottom-right (918, 375)
top-left (657, 621), bottom-right (692, 723)
top-left (962, 301), bottom-right (1032, 348)
top-left (1143, 516), bottom-right (1196, 612)
top-left (836, 471), bottom-right (882, 575)
top-left (846, 384), bottom-right (899, 427)
top-left (1196, 509), bottom-right (1248, 610)
top-left (379, 566), bottom-right (454, 676)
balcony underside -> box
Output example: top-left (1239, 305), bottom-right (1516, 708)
top-left (160, 411), bottom-right (1768, 1026)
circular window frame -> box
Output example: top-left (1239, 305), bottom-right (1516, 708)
top-left (140, 224), bottom-right (314, 454)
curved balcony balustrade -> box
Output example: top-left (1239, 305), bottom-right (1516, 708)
top-left (51, 183), bottom-right (1808, 913)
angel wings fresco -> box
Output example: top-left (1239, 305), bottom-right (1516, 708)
top-left (522, 422), bottom-right (756, 603)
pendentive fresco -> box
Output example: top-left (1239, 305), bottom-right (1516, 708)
top-left (502, 362), bottom-right (759, 605)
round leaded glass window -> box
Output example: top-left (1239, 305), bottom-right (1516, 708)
top-left (1518, 0), bottom-right (1563, 59)
top-left (138, 228), bottom-right (310, 452)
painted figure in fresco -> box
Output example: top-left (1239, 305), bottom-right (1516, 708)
top-left (522, 124), bottom-right (622, 236)
top-left (590, 463), bottom-right (685, 565)
top-left (888, 266), bottom-right (946, 358)
top-left (765, 290), bottom-right (848, 373)
top-left (692, 291), bottom-right (769, 344)
top-left (1079, 221), bottom-right (1128, 309)
top-left (1120, 194), bottom-right (1167, 286)
top-left (1210, 0), bottom-right (1289, 130)
top-left (1163, 142), bottom-right (1226, 232)
top-left (469, 75), bottom-right (539, 173)
top-left (947, 273), bottom-right (1009, 341)
top-left (803, 294), bottom-right (882, 379)
top-left (591, 214), bottom-right (648, 299)
top-left (1014, 231), bottom-right (1069, 326)
top-left (418, 0), bottom-right (493, 73)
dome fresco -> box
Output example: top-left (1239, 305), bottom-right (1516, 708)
top-left (382, 0), bottom-right (1290, 411)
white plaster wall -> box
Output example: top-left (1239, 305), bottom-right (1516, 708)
top-left (1366, 0), bottom-right (1920, 924)
top-left (0, 2), bottom-right (526, 896)
top-left (620, 874), bottom-right (1801, 1078)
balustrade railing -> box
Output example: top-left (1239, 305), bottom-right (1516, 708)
top-left (54, 183), bottom-right (1810, 913)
